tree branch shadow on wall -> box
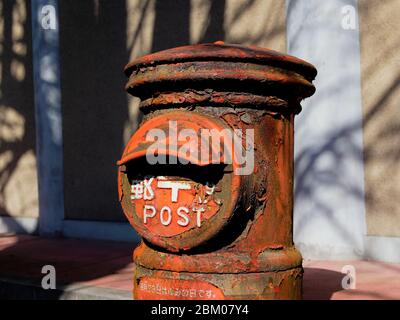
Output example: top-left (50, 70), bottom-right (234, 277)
top-left (290, 0), bottom-right (400, 242)
top-left (0, 0), bottom-right (135, 300)
top-left (287, 0), bottom-right (400, 278)
top-left (0, 0), bottom-right (38, 223)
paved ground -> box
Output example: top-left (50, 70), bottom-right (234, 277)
top-left (303, 260), bottom-right (400, 300)
top-left (0, 234), bottom-right (399, 300)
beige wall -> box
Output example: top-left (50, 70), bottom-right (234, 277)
top-left (359, 0), bottom-right (400, 236)
top-left (125, 0), bottom-right (286, 142)
top-left (61, 0), bottom-right (286, 222)
top-left (0, 0), bottom-right (38, 218)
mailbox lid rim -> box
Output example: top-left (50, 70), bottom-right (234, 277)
top-left (124, 42), bottom-right (317, 81)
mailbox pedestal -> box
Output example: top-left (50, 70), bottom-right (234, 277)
top-left (118, 43), bottom-right (316, 300)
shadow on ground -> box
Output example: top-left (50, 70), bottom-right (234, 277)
top-left (303, 267), bottom-right (344, 300)
top-left (0, 235), bottom-right (138, 299)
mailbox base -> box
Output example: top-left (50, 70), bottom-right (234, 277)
top-left (133, 265), bottom-right (303, 300)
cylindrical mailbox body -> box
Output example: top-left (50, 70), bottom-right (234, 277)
top-left (118, 43), bottom-right (316, 300)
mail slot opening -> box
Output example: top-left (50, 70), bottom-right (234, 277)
top-left (121, 156), bottom-right (231, 236)
top-left (124, 156), bottom-right (227, 187)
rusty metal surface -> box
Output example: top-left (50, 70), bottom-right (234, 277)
top-left (133, 242), bottom-right (303, 274)
top-left (134, 265), bottom-right (303, 300)
top-left (139, 90), bottom-right (295, 113)
top-left (126, 61), bottom-right (315, 100)
top-left (124, 42), bottom-right (317, 82)
top-left (118, 42), bottom-right (317, 300)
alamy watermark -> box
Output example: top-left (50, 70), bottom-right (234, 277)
top-left (145, 121), bottom-right (255, 176)
top-left (40, 5), bottom-right (57, 30)
top-left (41, 265), bottom-right (56, 290)
top-left (341, 5), bottom-right (357, 30)
top-left (341, 264), bottom-right (356, 290)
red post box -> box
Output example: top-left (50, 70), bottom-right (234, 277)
top-left (118, 42), bottom-right (316, 300)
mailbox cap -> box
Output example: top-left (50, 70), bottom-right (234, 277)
top-left (125, 42), bottom-right (317, 82)
top-left (124, 42), bottom-right (317, 105)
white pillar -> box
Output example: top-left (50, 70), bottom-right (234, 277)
top-left (31, 0), bottom-right (64, 236)
top-left (286, 0), bottom-right (367, 259)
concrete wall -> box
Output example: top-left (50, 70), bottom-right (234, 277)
top-left (359, 0), bottom-right (400, 237)
top-left (59, 0), bottom-right (129, 222)
top-left (125, 0), bottom-right (286, 144)
top-left (60, 0), bottom-right (286, 222)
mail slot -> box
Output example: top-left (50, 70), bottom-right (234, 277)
top-left (118, 42), bottom-right (317, 300)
